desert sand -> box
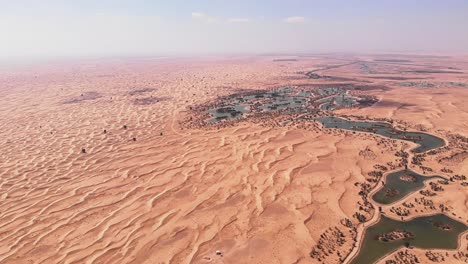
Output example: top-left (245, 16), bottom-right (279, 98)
top-left (0, 54), bottom-right (467, 264)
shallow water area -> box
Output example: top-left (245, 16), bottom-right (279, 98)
top-left (351, 214), bottom-right (468, 264)
top-left (372, 170), bottom-right (443, 205)
top-left (316, 93), bottom-right (358, 110)
top-left (205, 86), bottom-right (367, 123)
top-left (207, 86), bottom-right (312, 122)
top-left (207, 104), bottom-right (250, 123)
top-left (315, 117), bottom-right (445, 153)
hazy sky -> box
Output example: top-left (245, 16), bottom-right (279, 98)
top-left (1, 0), bottom-right (468, 58)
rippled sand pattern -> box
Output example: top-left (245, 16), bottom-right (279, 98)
top-left (0, 58), bottom-right (363, 264)
top-left (1, 55), bottom-right (467, 264)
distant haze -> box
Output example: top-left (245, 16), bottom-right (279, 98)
top-left (1, 0), bottom-right (468, 59)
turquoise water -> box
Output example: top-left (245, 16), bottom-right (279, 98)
top-left (207, 87), bottom-right (363, 123)
top-left (203, 89), bottom-right (463, 264)
top-left (207, 86), bottom-right (312, 122)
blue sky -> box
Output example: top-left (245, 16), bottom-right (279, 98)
top-left (1, 0), bottom-right (468, 58)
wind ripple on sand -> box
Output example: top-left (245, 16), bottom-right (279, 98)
top-left (0, 59), bottom-right (410, 263)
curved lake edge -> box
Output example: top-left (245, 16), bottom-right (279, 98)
top-left (345, 167), bottom-right (466, 264)
top-left (204, 94), bottom-right (448, 154)
top-left (314, 116), bottom-right (447, 153)
top-left (348, 212), bottom-right (468, 264)
top-left (201, 94), bottom-right (460, 264)
top-left (205, 113), bottom-right (448, 154)
top-left (374, 229), bottom-right (468, 264)
top-left (371, 169), bottom-right (447, 206)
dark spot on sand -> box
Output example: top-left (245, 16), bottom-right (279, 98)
top-left (375, 100), bottom-right (415, 108)
top-left (133, 96), bottom-right (170, 105)
top-left (128, 88), bottom-right (156, 96)
top-left (64, 91), bottom-right (102, 104)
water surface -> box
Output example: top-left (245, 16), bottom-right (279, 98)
top-left (315, 117), bottom-right (445, 153)
top-left (372, 170), bottom-right (443, 204)
top-left (351, 214), bottom-right (467, 264)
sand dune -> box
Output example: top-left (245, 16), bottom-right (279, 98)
top-left (0, 55), bottom-right (467, 264)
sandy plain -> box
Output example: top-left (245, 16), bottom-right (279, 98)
top-left (0, 54), bottom-right (467, 264)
